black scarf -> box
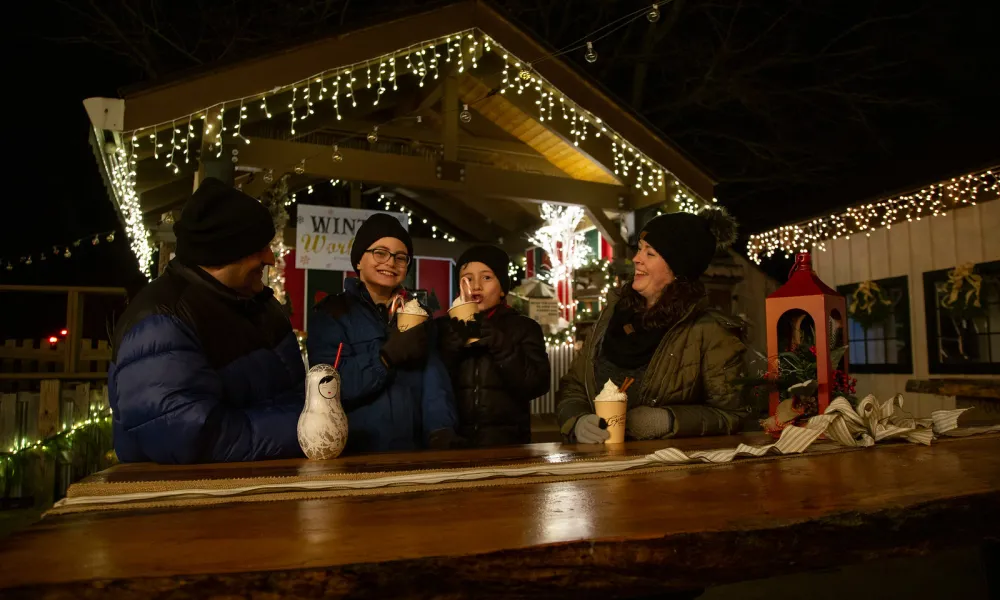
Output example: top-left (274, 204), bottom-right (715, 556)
top-left (600, 304), bottom-right (668, 369)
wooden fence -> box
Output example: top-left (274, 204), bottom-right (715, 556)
top-left (1, 338), bottom-right (112, 379)
top-left (0, 285), bottom-right (126, 381)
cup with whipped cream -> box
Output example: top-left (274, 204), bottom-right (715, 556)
top-left (396, 299), bottom-right (429, 332)
top-left (593, 379), bottom-right (628, 444)
top-left (448, 278), bottom-right (480, 344)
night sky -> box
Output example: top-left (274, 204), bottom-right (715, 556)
top-left (4, 0), bottom-right (999, 338)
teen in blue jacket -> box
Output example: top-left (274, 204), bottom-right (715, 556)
top-left (307, 214), bottom-right (457, 453)
top-left (108, 179), bottom-right (305, 464)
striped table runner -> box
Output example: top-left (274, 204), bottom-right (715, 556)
top-left (48, 395), bottom-right (998, 516)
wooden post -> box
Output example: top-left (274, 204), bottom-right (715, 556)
top-left (350, 182), bottom-right (362, 209)
top-left (30, 379), bottom-right (61, 508)
top-left (65, 290), bottom-right (83, 375)
top-left (443, 64), bottom-right (459, 162)
top-left (38, 380), bottom-right (60, 439)
top-left (73, 382), bottom-right (90, 423)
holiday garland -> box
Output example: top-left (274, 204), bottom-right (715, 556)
top-left (1, 409), bottom-right (115, 501)
top-left (258, 175), bottom-right (292, 305)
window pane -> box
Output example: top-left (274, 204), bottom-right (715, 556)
top-left (867, 339), bottom-right (886, 364)
top-left (849, 319), bottom-right (865, 342)
top-left (850, 340), bottom-right (866, 364)
top-left (989, 303), bottom-right (1000, 333)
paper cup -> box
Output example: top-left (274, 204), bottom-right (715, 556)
top-left (594, 400), bottom-right (627, 444)
top-left (397, 313), bottom-right (428, 332)
top-left (448, 302), bottom-right (480, 344)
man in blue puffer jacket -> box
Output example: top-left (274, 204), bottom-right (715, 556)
top-left (308, 214), bottom-right (457, 453)
top-left (108, 178), bottom-right (305, 464)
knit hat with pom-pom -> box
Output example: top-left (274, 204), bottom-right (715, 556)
top-left (638, 206), bottom-right (738, 280)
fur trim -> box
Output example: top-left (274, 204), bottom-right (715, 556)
top-left (697, 205), bottom-right (738, 250)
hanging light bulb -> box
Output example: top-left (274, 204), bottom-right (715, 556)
top-left (519, 68), bottom-right (532, 81)
top-left (584, 42), bottom-right (598, 63)
top-left (459, 104), bottom-right (472, 123)
top-left (92, 235), bottom-right (100, 246)
top-left (106, 232), bottom-right (115, 243)
top-left (5, 262), bottom-right (11, 271)
top-left (262, 169), bottom-right (274, 183)
top-left (294, 159), bottom-right (306, 175)
top-left (647, 2), bottom-right (661, 22)
top-left (25, 256), bottom-right (32, 265)
top-left (367, 126), bottom-right (379, 144)
top-left (40, 253), bottom-right (47, 261)
top-left (52, 246), bottom-right (60, 256)
top-left (64, 247), bottom-right (72, 258)
top-left (332, 144), bottom-right (344, 162)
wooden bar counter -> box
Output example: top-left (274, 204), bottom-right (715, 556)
top-left (1, 432), bottom-right (999, 598)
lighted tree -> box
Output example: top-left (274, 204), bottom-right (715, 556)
top-left (528, 203), bottom-right (592, 324)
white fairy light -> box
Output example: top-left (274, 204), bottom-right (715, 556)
top-left (747, 168), bottom-right (999, 264)
top-left (101, 29), bottom-right (714, 279)
top-left (528, 204), bottom-right (592, 329)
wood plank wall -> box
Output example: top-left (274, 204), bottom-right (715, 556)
top-left (812, 202), bottom-right (1000, 417)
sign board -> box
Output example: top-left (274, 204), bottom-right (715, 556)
top-left (296, 205), bottom-right (408, 271)
top-left (528, 298), bottom-right (561, 325)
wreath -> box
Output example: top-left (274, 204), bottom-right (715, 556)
top-left (936, 263), bottom-right (987, 318)
top-left (847, 280), bottom-right (893, 331)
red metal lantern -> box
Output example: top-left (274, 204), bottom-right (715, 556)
top-left (765, 252), bottom-right (848, 418)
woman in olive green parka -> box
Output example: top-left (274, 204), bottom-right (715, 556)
top-left (557, 207), bottom-right (748, 443)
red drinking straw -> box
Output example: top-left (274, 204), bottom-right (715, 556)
top-left (333, 342), bottom-right (344, 370)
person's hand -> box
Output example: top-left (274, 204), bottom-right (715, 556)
top-left (573, 414), bottom-right (611, 444)
top-left (380, 323), bottom-right (429, 368)
top-left (626, 406), bottom-right (674, 440)
top-left (437, 317), bottom-right (470, 354)
top-left (466, 312), bottom-right (484, 339)
top-left (427, 428), bottom-right (469, 450)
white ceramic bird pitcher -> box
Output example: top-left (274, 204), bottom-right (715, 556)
top-left (297, 364), bottom-right (349, 460)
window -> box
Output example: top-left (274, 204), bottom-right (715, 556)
top-left (837, 276), bottom-right (913, 374)
top-left (924, 260), bottom-right (1000, 374)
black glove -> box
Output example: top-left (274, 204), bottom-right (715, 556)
top-left (380, 323), bottom-right (429, 369)
top-left (479, 314), bottom-right (503, 349)
top-left (466, 312), bottom-right (485, 339)
top-left (437, 316), bottom-right (470, 354)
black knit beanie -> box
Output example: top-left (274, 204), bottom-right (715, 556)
top-left (350, 213), bottom-right (414, 272)
top-left (638, 206), bottom-right (738, 280)
top-left (174, 178), bottom-right (275, 266)
top-left (457, 245), bottom-right (511, 294)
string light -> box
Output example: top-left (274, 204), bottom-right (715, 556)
top-left (747, 167), bottom-right (999, 264)
top-left (97, 26), bottom-right (714, 279)
top-left (1, 229), bottom-right (119, 273)
top-left (2, 407), bottom-right (112, 458)
top-left (529, 204), bottom-right (592, 330)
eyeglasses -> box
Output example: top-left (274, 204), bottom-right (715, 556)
top-left (366, 248), bottom-right (411, 267)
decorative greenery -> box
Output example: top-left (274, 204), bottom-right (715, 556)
top-left (739, 325), bottom-right (858, 417)
top-left (846, 280), bottom-right (894, 331)
top-left (1, 410), bottom-right (115, 502)
top-left (259, 175), bottom-right (291, 306)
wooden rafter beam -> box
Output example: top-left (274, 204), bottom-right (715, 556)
top-left (140, 177), bottom-right (195, 215)
top-left (584, 206), bottom-right (626, 249)
top-left (445, 192), bottom-right (538, 232)
top-left (393, 187), bottom-right (504, 243)
top-left (238, 137), bottom-right (629, 210)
